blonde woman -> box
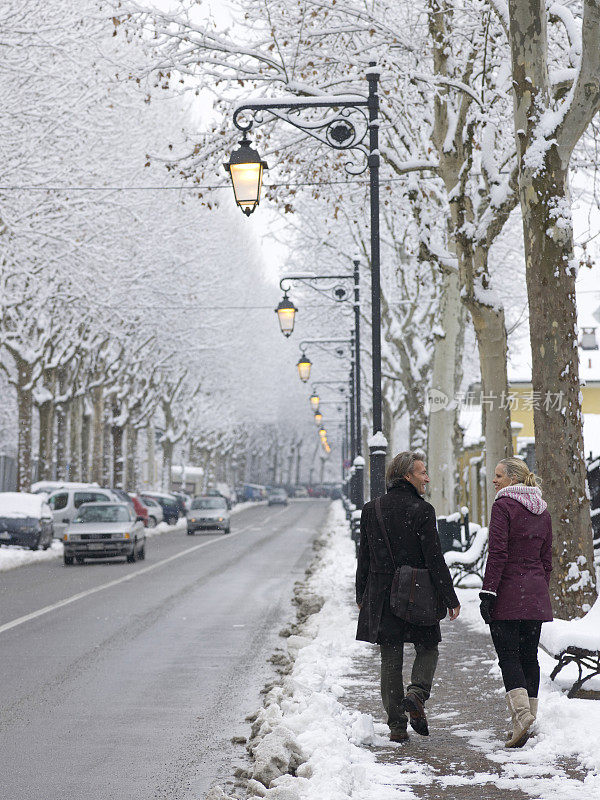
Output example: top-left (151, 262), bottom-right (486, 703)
top-left (479, 457), bottom-right (552, 749)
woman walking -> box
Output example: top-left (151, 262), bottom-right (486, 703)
top-left (479, 457), bottom-right (553, 748)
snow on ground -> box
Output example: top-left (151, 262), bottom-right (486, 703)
top-left (0, 538), bottom-right (64, 571)
top-left (233, 503), bottom-right (600, 800)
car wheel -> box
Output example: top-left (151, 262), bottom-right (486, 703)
top-left (168, 517), bottom-right (177, 526)
top-left (75, 555), bottom-right (85, 564)
top-left (63, 554), bottom-right (74, 565)
top-left (224, 526), bottom-right (231, 534)
top-left (138, 544), bottom-right (146, 561)
top-left (147, 516), bottom-right (157, 528)
top-left (127, 547), bottom-right (137, 563)
top-left (187, 528), bottom-right (194, 535)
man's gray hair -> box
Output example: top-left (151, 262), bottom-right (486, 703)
top-left (386, 450), bottom-right (426, 489)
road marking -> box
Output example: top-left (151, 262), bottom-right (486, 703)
top-left (0, 508), bottom-right (288, 637)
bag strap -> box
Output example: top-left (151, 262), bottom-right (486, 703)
top-left (374, 496), bottom-right (397, 569)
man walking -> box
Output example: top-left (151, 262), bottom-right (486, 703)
top-left (356, 451), bottom-right (460, 741)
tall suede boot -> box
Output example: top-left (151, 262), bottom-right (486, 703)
top-left (505, 688), bottom-right (535, 748)
top-left (529, 697), bottom-right (538, 718)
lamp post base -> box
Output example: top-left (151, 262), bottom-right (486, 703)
top-left (368, 431), bottom-right (387, 500)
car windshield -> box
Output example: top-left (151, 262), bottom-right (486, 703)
top-left (75, 505), bottom-right (131, 523)
top-left (190, 498), bottom-right (226, 510)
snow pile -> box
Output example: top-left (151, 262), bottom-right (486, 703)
top-left (240, 501), bottom-right (415, 800)
top-left (540, 596), bottom-right (600, 655)
top-left (0, 539), bottom-right (63, 572)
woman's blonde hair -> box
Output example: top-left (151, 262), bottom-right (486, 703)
top-left (498, 457), bottom-right (541, 487)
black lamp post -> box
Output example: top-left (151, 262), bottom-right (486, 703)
top-left (225, 64), bottom-right (386, 499)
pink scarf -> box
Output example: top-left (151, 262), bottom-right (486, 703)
top-left (495, 484), bottom-right (547, 515)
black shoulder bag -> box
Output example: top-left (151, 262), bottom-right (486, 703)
top-left (374, 496), bottom-right (447, 626)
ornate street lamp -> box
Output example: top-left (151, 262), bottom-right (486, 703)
top-left (310, 393), bottom-right (320, 411)
top-left (314, 409), bottom-right (323, 425)
top-left (223, 133), bottom-right (268, 217)
top-left (274, 292), bottom-right (297, 338)
top-left (318, 426), bottom-right (327, 440)
top-left (297, 353), bottom-right (312, 383)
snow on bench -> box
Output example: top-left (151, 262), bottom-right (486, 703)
top-left (443, 523), bottom-right (488, 588)
top-left (540, 598), bottom-right (600, 698)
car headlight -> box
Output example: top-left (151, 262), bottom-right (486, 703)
top-left (123, 533), bottom-right (130, 539)
top-left (189, 518), bottom-right (196, 522)
top-left (63, 533), bottom-right (68, 541)
top-left (218, 517), bottom-right (224, 522)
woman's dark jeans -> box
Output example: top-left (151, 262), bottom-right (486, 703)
top-left (489, 620), bottom-right (542, 696)
top-left (380, 643), bottom-right (439, 731)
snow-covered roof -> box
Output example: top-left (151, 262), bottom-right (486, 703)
top-left (0, 492), bottom-right (51, 518)
top-left (31, 480), bottom-right (100, 494)
top-left (171, 465), bottom-right (204, 477)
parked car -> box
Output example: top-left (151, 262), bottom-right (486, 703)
top-left (46, 486), bottom-right (117, 539)
top-left (0, 492), bottom-right (54, 551)
top-left (170, 491), bottom-right (190, 516)
top-left (63, 502), bottom-right (146, 565)
top-left (267, 488), bottom-right (288, 506)
top-left (294, 486), bottom-right (308, 498)
top-left (186, 496), bottom-right (230, 534)
top-left (141, 492), bottom-right (179, 525)
top-left (138, 495), bottom-right (163, 527)
top-left (128, 493), bottom-right (149, 527)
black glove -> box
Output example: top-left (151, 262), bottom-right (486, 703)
top-left (479, 592), bottom-right (496, 624)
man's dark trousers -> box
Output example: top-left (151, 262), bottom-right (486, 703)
top-left (380, 642), bottom-right (439, 732)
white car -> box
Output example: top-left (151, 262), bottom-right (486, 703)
top-left (63, 502), bottom-right (146, 565)
top-left (139, 495), bottom-right (164, 527)
top-left (46, 487), bottom-right (117, 539)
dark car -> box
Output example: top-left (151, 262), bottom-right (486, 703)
top-left (141, 492), bottom-right (180, 525)
top-left (0, 493), bottom-right (54, 551)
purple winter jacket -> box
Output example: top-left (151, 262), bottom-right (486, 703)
top-left (482, 485), bottom-right (553, 621)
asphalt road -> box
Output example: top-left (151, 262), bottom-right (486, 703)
top-left (0, 499), bottom-right (330, 800)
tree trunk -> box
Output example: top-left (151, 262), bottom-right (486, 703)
top-left (427, 269), bottom-right (465, 515)
top-left (81, 402), bottom-right (91, 482)
top-left (91, 386), bottom-right (104, 484)
top-left (112, 402), bottom-right (124, 489)
top-left (37, 367), bottom-right (56, 481)
top-left (16, 357), bottom-right (33, 491)
top-left (521, 159), bottom-right (595, 615)
top-left (102, 415), bottom-right (112, 486)
top-left (295, 442), bottom-right (302, 485)
top-left (69, 397), bottom-right (82, 481)
top-left (124, 423), bottom-right (137, 491)
top-left (468, 301), bottom-right (513, 514)
top-left (146, 425), bottom-right (155, 488)
top-left (508, 0), bottom-right (597, 616)
top-left (162, 440), bottom-right (174, 490)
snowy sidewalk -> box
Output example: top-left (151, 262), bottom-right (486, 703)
top-left (231, 501), bottom-right (600, 800)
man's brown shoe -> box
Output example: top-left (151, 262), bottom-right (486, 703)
top-left (389, 729), bottom-right (409, 742)
top-left (402, 693), bottom-right (429, 736)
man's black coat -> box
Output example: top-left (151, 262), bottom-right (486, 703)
top-left (356, 480), bottom-right (459, 647)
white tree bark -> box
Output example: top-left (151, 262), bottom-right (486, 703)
top-left (427, 269), bottom-right (465, 515)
